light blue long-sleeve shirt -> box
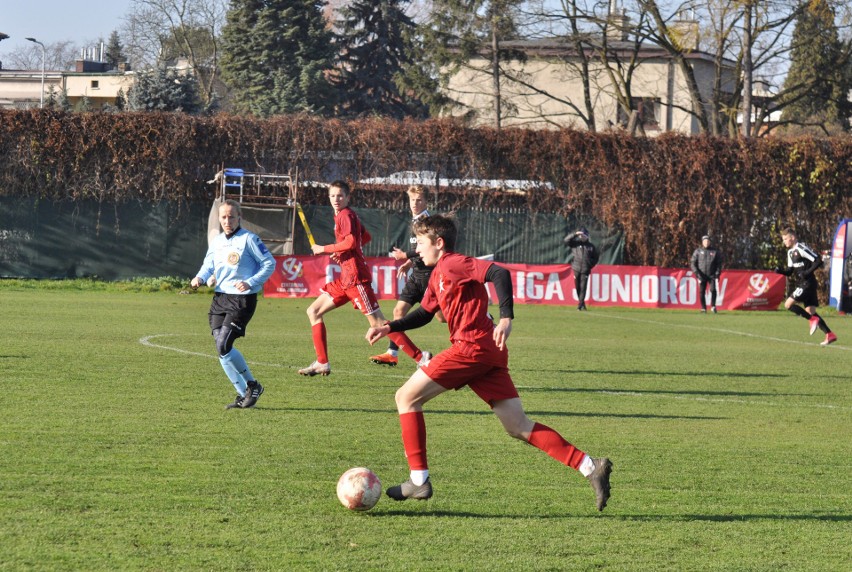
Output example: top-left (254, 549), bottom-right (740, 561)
top-left (195, 228), bottom-right (276, 294)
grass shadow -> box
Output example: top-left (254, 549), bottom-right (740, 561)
top-left (279, 406), bottom-right (727, 421)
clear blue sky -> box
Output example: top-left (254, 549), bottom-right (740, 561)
top-left (0, 1), bottom-right (134, 55)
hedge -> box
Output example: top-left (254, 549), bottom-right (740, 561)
top-left (2, 109), bottom-right (850, 270)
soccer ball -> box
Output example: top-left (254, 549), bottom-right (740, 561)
top-left (336, 467), bottom-right (382, 511)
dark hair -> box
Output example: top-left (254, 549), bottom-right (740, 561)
top-left (413, 214), bottom-right (457, 252)
top-left (329, 180), bottom-right (350, 195)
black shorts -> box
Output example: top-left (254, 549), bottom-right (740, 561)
top-left (790, 282), bottom-right (819, 308)
top-left (208, 292), bottom-right (258, 336)
top-left (400, 270), bottom-right (432, 305)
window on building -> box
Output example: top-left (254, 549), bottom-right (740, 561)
top-left (91, 80), bottom-right (99, 89)
top-left (617, 97), bottom-right (661, 130)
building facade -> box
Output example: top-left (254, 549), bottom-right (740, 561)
top-left (0, 58), bottom-right (133, 110)
top-left (444, 35), bottom-right (738, 135)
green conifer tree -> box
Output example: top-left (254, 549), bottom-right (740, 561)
top-left (220, 0), bottom-right (337, 117)
top-left (782, 0), bottom-right (852, 131)
top-left (104, 30), bottom-right (127, 70)
top-left (332, 0), bottom-right (427, 118)
top-left (423, 0), bottom-right (525, 127)
top-left (126, 66), bottom-right (202, 113)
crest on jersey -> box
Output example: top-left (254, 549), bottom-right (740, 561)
top-left (227, 252), bottom-right (240, 265)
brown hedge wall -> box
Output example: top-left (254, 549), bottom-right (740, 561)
top-left (1, 109), bottom-right (850, 270)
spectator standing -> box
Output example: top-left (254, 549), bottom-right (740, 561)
top-left (564, 227), bottom-right (599, 310)
top-left (840, 249), bottom-right (852, 315)
top-left (690, 235), bottom-right (723, 313)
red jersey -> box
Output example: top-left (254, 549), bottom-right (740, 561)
top-left (420, 252), bottom-right (498, 346)
top-left (322, 207), bottom-right (372, 288)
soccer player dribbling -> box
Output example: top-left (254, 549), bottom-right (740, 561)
top-left (366, 214), bottom-right (613, 510)
top-left (297, 180), bottom-right (427, 376)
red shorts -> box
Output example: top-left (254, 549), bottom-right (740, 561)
top-left (422, 340), bottom-right (519, 406)
top-left (321, 279), bottom-right (380, 315)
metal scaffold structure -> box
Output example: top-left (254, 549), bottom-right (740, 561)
top-left (208, 167), bottom-right (299, 255)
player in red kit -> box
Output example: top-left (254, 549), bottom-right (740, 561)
top-left (366, 215), bottom-right (613, 511)
top-left (298, 180), bottom-right (427, 376)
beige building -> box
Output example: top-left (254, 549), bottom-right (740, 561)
top-left (0, 59), bottom-right (133, 110)
top-left (444, 32), bottom-right (738, 135)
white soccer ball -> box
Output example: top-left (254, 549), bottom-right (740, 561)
top-left (336, 467), bottom-right (382, 511)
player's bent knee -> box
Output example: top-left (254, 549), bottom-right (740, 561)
top-left (215, 327), bottom-right (236, 356)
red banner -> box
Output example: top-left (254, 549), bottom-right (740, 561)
top-left (264, 257), bottom-right (786, 311)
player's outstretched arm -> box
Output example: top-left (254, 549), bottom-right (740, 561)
top-left (366, 324), bottom-right (391, 345)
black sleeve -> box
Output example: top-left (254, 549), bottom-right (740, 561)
top-left (389, 306), bottom-right (434, 333)
top-left (802, 256), bottom-right (823, 278)
top-left (485, 263), bottom-right (514, 320)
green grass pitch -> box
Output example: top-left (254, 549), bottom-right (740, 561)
top-left (1, 283), bottom-right (850, 570)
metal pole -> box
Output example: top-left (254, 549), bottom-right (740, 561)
top-left (25, 37), bottom-right (46, 108)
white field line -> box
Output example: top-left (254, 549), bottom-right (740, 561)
top-left (142, 330), bottom-right (849, 411)
top-left (578, 311), bottom-right (851, 351)
top-left (139, 334), bottom-right (289, 368)
top-left (138, 333), bottom-right (409, 376)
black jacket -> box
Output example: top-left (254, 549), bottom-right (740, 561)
top-left (845, 251), bottom-right (852, 286)
top-left (690, 247), bottom-right (722, 280)
top-left (565, 235), bottom-right (599, 273)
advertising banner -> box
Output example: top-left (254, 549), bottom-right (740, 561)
top-left (264, 257), bottom-right (786, 311)
top-left (828, 219), bottom-right (851, 309)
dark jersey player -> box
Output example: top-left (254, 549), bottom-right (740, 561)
top-left (774, 227), bottom-right (837, 346)
top-left (297, 180), bottom-right (427, 376)
top-left (366, 214), bottom-right (613, 511)
top-left (371, 185), bottom-right (433, 368)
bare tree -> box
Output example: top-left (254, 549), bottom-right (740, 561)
top-left (122, 0), bottom-right (228, 107)
top-left (3, 40), bottom-right (80, 71)
top-left (638, 0), bottom-right (808, 137)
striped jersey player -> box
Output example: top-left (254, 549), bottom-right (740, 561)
top-left (774, 227), bottom-right (836, 346)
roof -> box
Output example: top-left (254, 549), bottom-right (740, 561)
top-left (493, 37), bottom-right (736, 67)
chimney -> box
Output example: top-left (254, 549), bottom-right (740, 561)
top-left (606, 1), bottom-right (630, 42)
top-left (671, 11), bottom-right (700, 51)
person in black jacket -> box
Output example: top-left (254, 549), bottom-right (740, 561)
top-left (774, 227), bottom-right (836, 346)
top-left (842, 250), bottom-right (852, 315)
top-left (690, 235), bottom-right (723, 313)
top-left (564, 227), bottom-right (599, 310)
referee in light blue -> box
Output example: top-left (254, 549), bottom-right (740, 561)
top-left (192, 199), bottom-right (276, 409)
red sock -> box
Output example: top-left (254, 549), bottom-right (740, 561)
top-left (399, 411), bottom-right (428, 470)
top-left (527, 422), bottom-right (586, 470)
top-left (388, 332), bottom-right (422, 361)
top-left (311, 322), bottom-right (328, 363)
